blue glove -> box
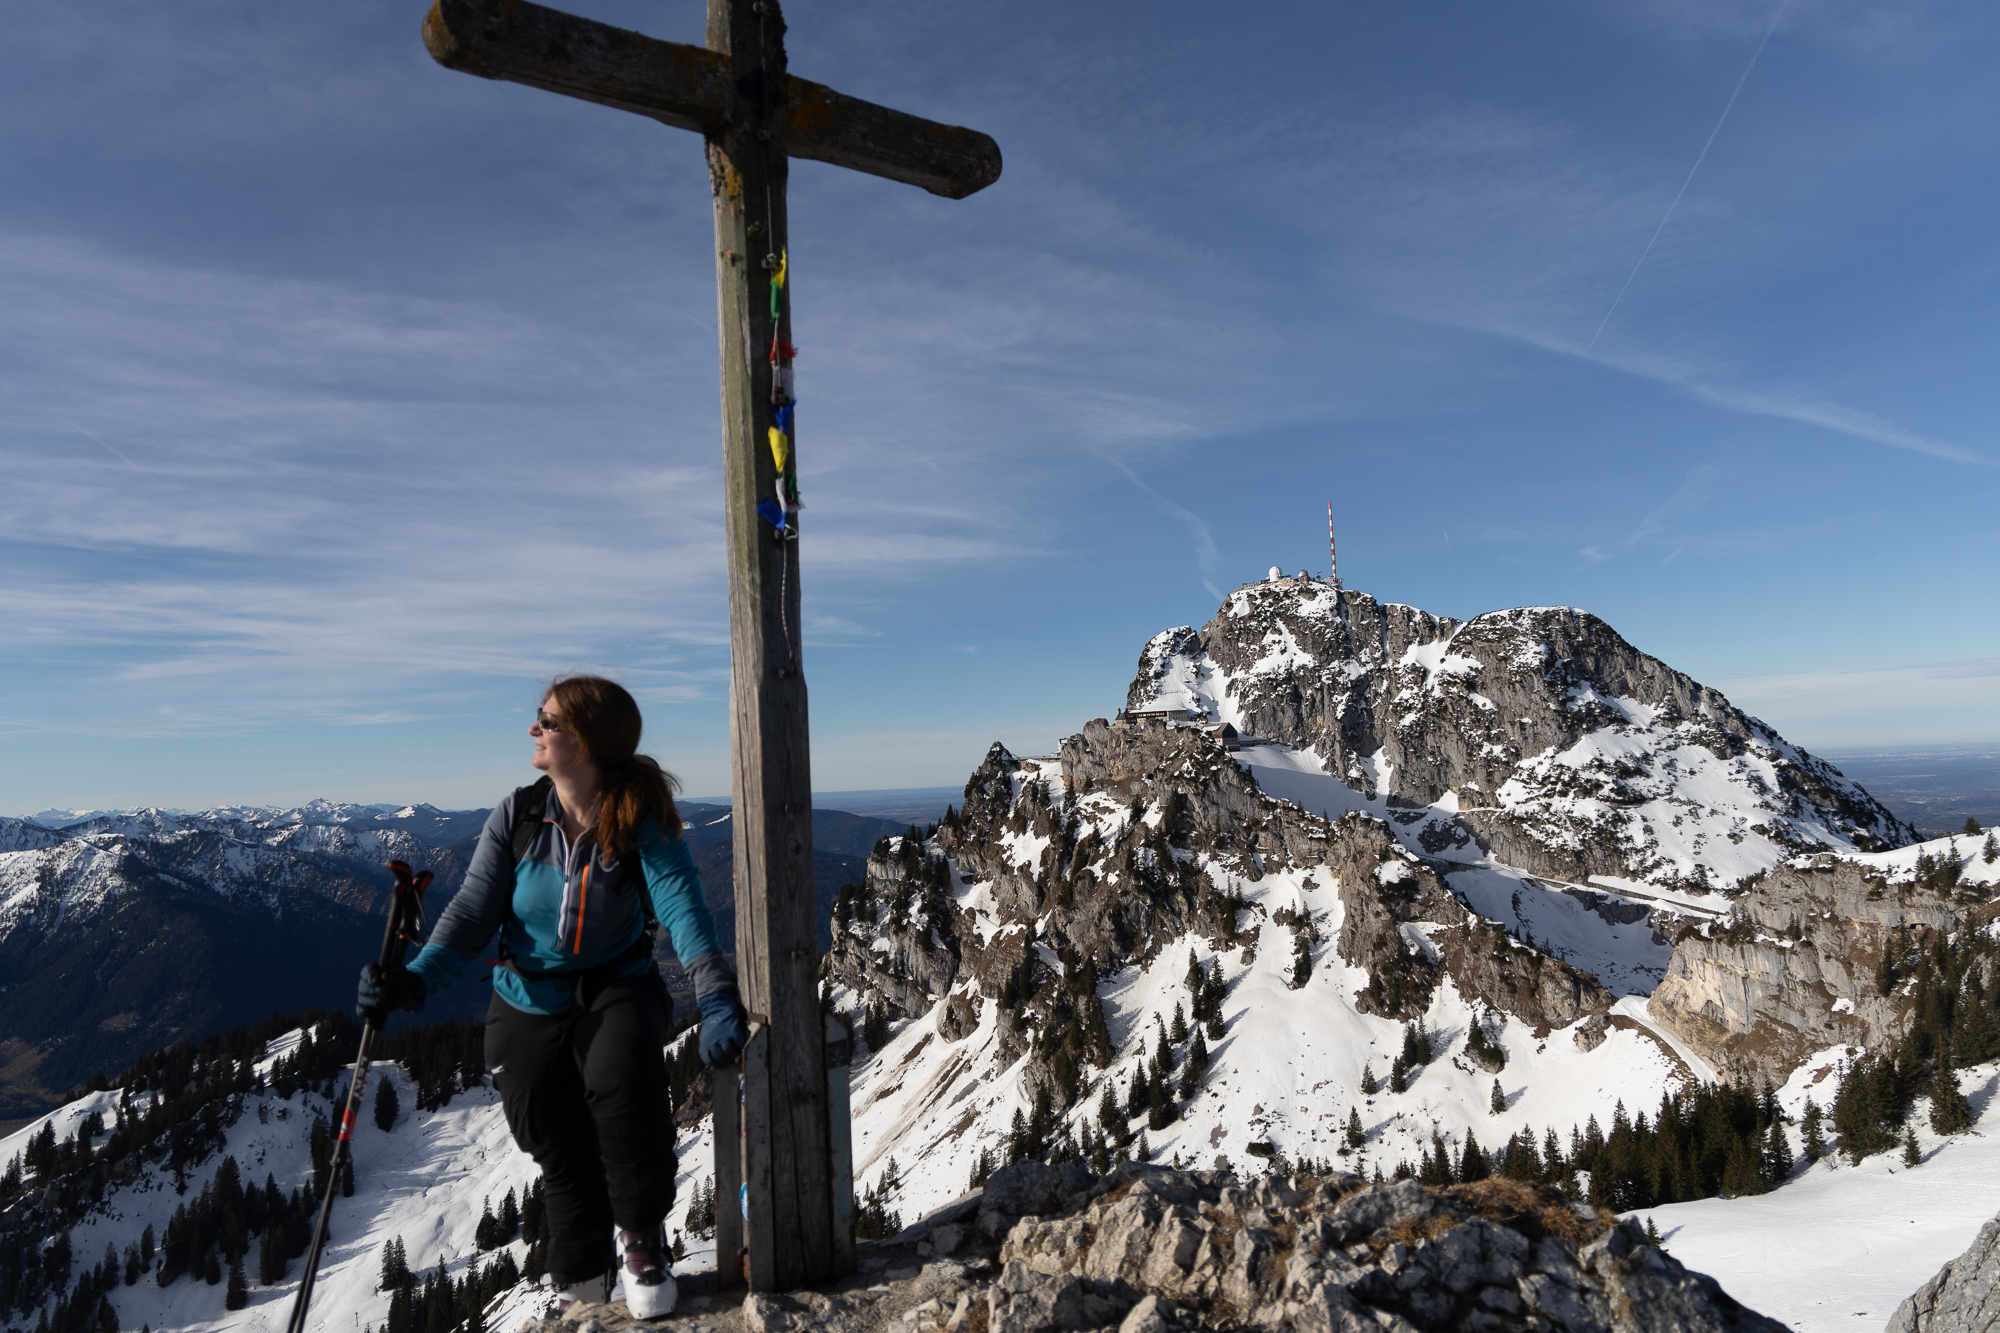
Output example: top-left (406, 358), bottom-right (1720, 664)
top-left (698, 986), bottom-right (747, 1067)
top-left (357, 962), bottom-right (425, 1022)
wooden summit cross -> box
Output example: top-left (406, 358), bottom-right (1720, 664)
top-left (420, 0), bottom-right (1000, 1293)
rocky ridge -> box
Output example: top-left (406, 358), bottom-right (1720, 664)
top-left (822, 718), bottom-right (1618, 1108)
top-left (1645, 832), bottom-right (2000, 1088)
top-left (1126, 579), bottom-right (1910, 891)
top-left (543, 1161), bottom-right (1783, 1333)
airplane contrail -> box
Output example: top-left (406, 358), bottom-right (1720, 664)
top-left (1589, 0), bottom-right (1792, 350)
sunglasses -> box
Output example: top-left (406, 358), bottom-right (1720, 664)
top-left (534, 709), bottom-right (565, 731)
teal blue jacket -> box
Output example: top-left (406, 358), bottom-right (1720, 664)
top-left (406, 786), bottom-right (731, 1015)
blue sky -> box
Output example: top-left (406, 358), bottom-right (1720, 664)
top-left (3, 0), bottom-right (1996, 813)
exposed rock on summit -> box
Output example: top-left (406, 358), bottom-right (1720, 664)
top-left (543, 1161), bottom-right (1785, 1333)
top-left (1127, 580), bottom-right (1910, 891)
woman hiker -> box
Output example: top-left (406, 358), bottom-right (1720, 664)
top-left (358, 675), bottom-right (745, 1317)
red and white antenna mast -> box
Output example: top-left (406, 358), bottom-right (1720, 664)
top-left (1327, 502), bottom-right (1341, 589)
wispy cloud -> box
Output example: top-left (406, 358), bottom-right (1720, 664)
top-left (1630, 461), bottom-right (1732, 542)
top-left (1097, 453), bottom-right (1226, 601)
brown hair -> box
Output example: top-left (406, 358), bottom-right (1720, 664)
top-left (543, 674), bottom-right (683, 858)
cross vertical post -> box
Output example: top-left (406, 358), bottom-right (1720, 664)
top-left (418, 0), bottom-right (998, 1293)
top-left (706, 0), bottom-right (828, 1291)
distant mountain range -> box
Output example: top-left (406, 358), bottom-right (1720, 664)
top-left (0, 796), bottom-right (906, 1121)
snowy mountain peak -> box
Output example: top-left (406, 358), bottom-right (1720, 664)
top-left (1127, 581), bottom-right (1912, 892)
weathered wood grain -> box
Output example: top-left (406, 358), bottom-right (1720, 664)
top-left (713, 1062), bottom-right (743, 1287)
top-left (423, 0), bottom-right (1000, 198)
top-left (707, 0), bottom-right (841, 1290)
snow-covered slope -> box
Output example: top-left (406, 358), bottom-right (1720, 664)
top-left (1129, 579), bottom-right (1912, 891)
top-left (0, 1029), bottom-right (718, 1333)
top-left (822, 722), bottom-right (1716, 1227)
top-left (1633, 1053), bottom-right (2000, 1333)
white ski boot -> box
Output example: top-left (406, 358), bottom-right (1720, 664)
top-left (619, 1226), bottom-right (678, 1319)
top-left (553, 1267), bottom-right (615, 1314)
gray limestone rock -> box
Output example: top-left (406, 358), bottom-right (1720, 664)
top-left (1888, 1214), bottom-right (2000, 1333)
top-left (986, 1259), bottom-right (1138, 1333)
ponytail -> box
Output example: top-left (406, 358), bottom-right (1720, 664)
top-left (598, 753), bottom-right (683, 860)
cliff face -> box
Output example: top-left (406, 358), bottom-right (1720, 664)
top-left (1127, 580), bottom-right (1911, 891)
top-left (1647, 847), bottom-right (1994, 1088)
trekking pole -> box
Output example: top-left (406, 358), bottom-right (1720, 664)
top-left (285, 860), bottom-right (432, 1333)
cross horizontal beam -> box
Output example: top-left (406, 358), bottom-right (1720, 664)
top-left (422, 0), bottom-right (1002, 199)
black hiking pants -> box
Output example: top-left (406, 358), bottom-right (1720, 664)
top-left (485, 972), bottom-right (677, 1285)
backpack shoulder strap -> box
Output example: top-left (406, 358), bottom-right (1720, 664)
top-left (509, 777), bottom-right (553, 868)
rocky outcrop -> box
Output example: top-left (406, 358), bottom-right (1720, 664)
top-left (1436, 920), bottom-right (1615, 1036)
top-left (1887, 1212), bottom-right (2000, 1333)
top-left (822, 718), bottom-right (1613, 1095)
top-left (1646, 856), bottom-right (1968, 1087)
top-left (542, 1161), bottom-right (1785, 1333)
top-left (1126, 581), bottom-right (1912, 890)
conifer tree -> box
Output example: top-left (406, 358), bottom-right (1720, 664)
top-left (258, 1223), bottom-right (283, 1285)
top-left (1801, 1097), bottom-right (1826, 1163)
top-left (1931, 1054), bottom-right (1976, 1134)
top-left (1490, 1080), bottom-right (1506, 1115)
top-left (1720, 1135), bottom-right (1764, 1197)
top-left (374, 1077), bottom-right (399, 1133)
top-left (1359, 1063), bottom-right (1378, 1097)
top-left (1097, 1085), bottom-right (1121, 1133)
top-left (520, 1179), bottom-right (545, 1245)
top-left (1419, 1132), bottom-right (1453, 1186)
top-left (225, 1252), bottom-right (248, 1310)
top-left (1169, 1003), bottom-right (1188, 1046)
top-left (1180, 1027), bottom-right (1210, 1099)
top-left (1984, 833), bottom-right (1998, 865)
top-left (1344, 1108), bottom-right (1364, 1150)
top-left (1147, 1071), bottom-right (1174, 1131)
top-left (1903, 1128), bottom-right (1922, 1167)
top-left (1966, 818), bottom-right (1983, 836)
top-left (1389, 1054), bottom-right (1408, 1094)
top-left (1459, 1131), bottom-right (1489, 1182)
top-left (475, 1199), bottom-right (500, 1251)
top-left (1761, 1117), bottom-right (1793, 1184)
top-left (1083, 989), bottom-right (1114, 1067)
